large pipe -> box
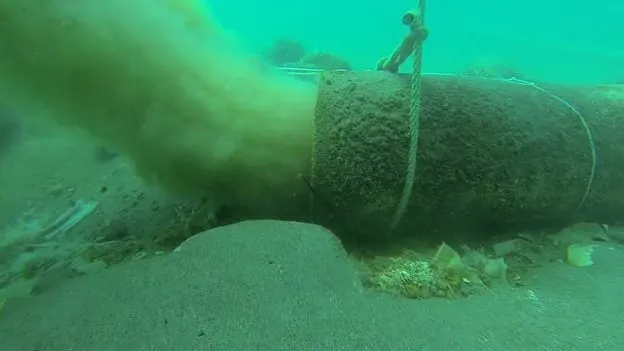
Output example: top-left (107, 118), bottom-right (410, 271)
top-left (311, 71), bottom-right (624, 244)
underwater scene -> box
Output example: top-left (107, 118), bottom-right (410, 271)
top-left (0, 0), bottom-right (623, 349)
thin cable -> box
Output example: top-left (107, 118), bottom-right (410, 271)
top-left (287, 66), bottom-right (596, 217)
top-left (505, 77), bottom-right (596, 212)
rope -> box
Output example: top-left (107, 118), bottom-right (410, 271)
top-left (388, 1), bottom-right (428, 234)
top-left (281, 38), bottom-right (596, 223)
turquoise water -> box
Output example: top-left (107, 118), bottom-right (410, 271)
top-left (215, 0), bottom-right (623, 82)
top-left (0, 0), bottom-right (623, 349)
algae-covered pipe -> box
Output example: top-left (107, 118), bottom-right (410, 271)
top-left (311, 71), bottom-right (624, 244)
